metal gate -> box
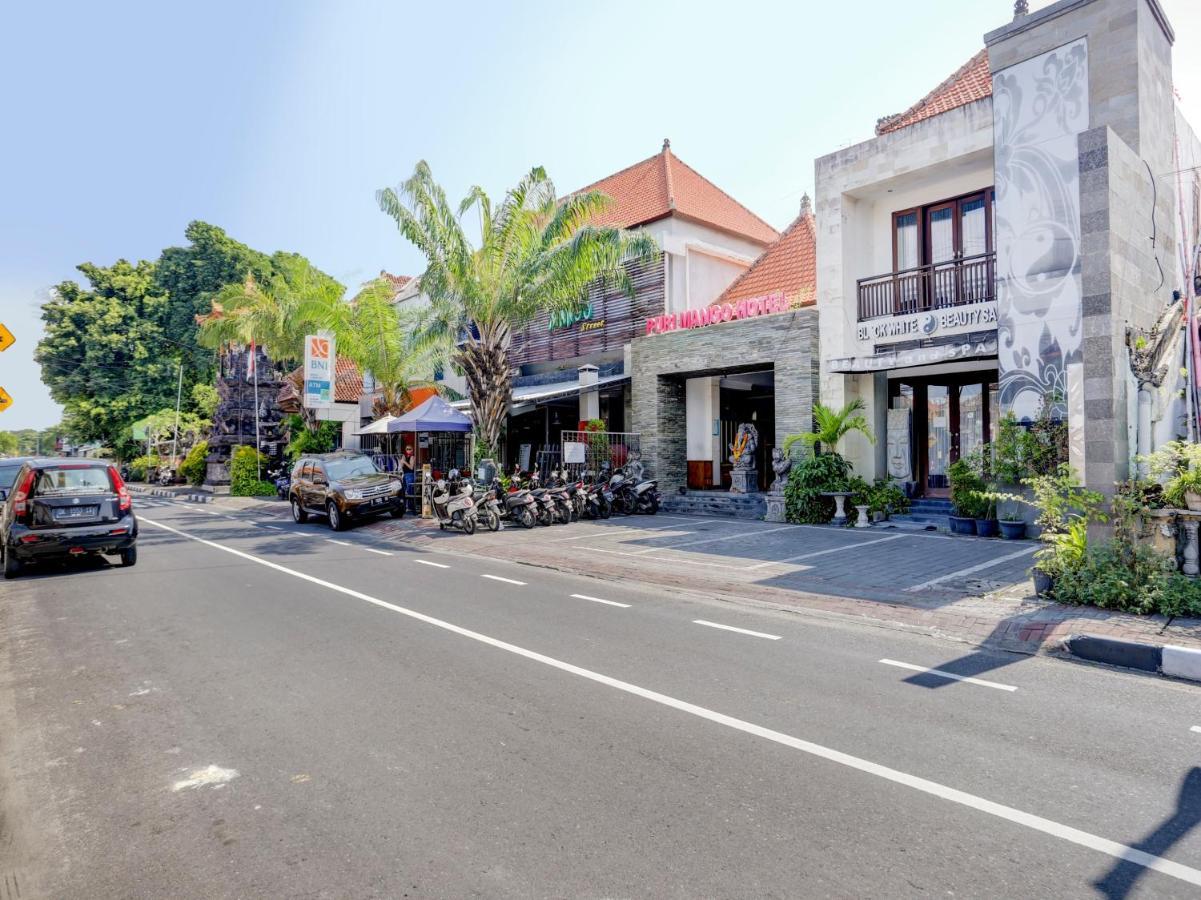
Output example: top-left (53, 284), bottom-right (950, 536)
top-left (555, 430), bottom-right (641, 481)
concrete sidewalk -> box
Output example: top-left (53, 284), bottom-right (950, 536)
top-left (149, 486), bottom-right (1201, 661)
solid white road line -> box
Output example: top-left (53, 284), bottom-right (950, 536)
top-left (137, 515), bottom-right (1201, 891)
top-left (1191, 725), bottom-right (1201, 734)
top-left (581, 546), bottom-right (755, 571)
top-left (481, 574), bottom-right (527, 586)
top-left (904, 546), bottom-right (1037, 592)
top-left (627, 524), bottom-right (796, 555)
top-left (693, 619), bottom-right (782, 641)
top-left (415, 559), bottom-right (450, 569)
top-left (570, 593), bottom-right (630, 608)
top-left (879, 659), bottom-right (1018, 692)
top-left (204, 509), bottom-right (220, 515)
top-left (745, 534), bottom-right (909, 570)
top-left (327, 539), bottom-right (352, 547)
top-left (259, 524), bottom-right (282, 530)
top-left (363, 548), bottom-right (393, 556)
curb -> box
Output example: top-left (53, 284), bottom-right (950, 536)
top-left (1062, 633), bottom-right (1201, 683)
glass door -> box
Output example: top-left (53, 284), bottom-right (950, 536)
top-left (927, 385), bottom-right (951, 495)
top-left (925, 202), bottom-right (956, 309)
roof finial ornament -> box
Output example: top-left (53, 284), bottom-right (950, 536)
top-left (1013, 0), bottom-right (1028, 18)
top-left (662, 138), bottom-right (671, 152)
top-left (800, 193), bottom-right (812, 217)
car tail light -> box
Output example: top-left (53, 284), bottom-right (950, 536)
top-left (108, 466), bottom-right (131, 512)
top-left (11, 468), bottom-right (35, 521)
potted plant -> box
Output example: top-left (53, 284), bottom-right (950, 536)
top-left (991, 413), bottom-right (1031, 538)
top-left (948, 458), bottom-right (981, 535)
top-left (985, 489), bottom-right (1028, 539)
top-left (972, 490), bottom-right (999, 537)
top-left (1023, 465), bottom-right (1106, 595)
top-left (1165, 467), bottom-right (1201, 511)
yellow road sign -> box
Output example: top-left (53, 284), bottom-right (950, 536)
top-left (0, 323), bottom-right (12, 353)
top-left (0, 387), bottom-right (10, 412)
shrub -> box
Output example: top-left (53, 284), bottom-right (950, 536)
top-left (129, 454), bottom-right (159, 482)
top-left (284, 415), bottom-right (339, 462)
top-left (1023, 464), bottom-right (1106, 534)
top-left (864, 479), bottom-right (908, 517)
top-left (230, 446), bottom-right (276, 496)
top-left (1052, 543), bottom-right (1201, 617)
top-left (784, 452), bottom-right (851, 524)
top-left (948, 458), bottom-right (985, 518)
top-left (179, 440), bottom-right (209, 486)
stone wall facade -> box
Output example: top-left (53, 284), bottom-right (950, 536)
top-left (629, 309), bottom-right (819, 495)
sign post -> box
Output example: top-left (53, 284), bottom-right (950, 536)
top-left (303, 332), bottom-right (336, 410)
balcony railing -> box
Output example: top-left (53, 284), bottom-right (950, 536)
top-left (857, 251), bottom-right (995, 321)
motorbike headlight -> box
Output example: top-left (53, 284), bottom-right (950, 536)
top-left (345, 489), bottom-right (363, 500)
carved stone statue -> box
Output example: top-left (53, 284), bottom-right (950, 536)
top-left (728, 423), bottom-right (759, 471)
top-left (728, 423), bottom-right (760, 495)
top-left (769, 447), bottom-right (792, 493)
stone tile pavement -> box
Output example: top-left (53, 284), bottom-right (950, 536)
top-left (140, 487), bottom-right (1201, 659)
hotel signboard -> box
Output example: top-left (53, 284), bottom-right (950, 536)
top-left (644, 291), bottom-right (792, 336)
top-left (855, 302), bottom-right (998, 344)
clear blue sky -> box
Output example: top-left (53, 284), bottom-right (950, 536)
top-left (2, 0), bottom-right (1199, 430)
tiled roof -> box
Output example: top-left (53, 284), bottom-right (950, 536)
top-left (713, 201), bottom-right (816, 308)
top-left (875, 50), bottom-right (992, 136)
top-left (379, 271), bottom-right (412, 291)
top-left (279, 356), bottom-right (363, 407)
top-left (572, 141), bottom-right (779, 246)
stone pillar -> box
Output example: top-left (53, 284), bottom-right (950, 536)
top-left (578, 364), bottom-right (599, 425)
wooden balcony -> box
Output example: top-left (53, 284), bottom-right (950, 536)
top-left (856, 252), bottom-right (995, 322)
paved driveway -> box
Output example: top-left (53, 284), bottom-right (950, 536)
top-left (457, 513), bottom-right (1036, 606)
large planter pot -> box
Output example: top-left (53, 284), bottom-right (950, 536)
top-left (949, 515), bottom-right (976, 535)
top-left (998, 519), bottom-right (1028, 540)
top-left (1032, 567), bottom-right (1054, 598)
top-left (974, 518), bottom-right (999, 538)
top-left (1186, 490), bottom-right (1201, 512)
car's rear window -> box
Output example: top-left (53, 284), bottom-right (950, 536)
top-left (0, 464), bottom-right (23, 489)
top-left (34, 466), bottom-right (113, 495)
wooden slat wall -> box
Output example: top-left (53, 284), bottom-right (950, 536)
top-left (510, 255), bottom-right (665, 367)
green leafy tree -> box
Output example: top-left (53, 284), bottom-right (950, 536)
top-left (36, 260), bottom-right (184, 450)
top-left (377, 162), bottom-right (659, 458)
top-left (783, 399), bottom-right (875, 457)
top-left (0, 433), bottom-right (18, 457)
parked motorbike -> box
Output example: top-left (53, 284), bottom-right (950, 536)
top-left (430, 469), bottom-right (479, 534)
top-left (522, 470), bottom-right (560, 526)
top-left (472, 480), bottom-right (504, 532)
top-left (547, 470), bottom-right (580, 523)
top-left (493, 477), bottom-right (538, 528)
top-left (269, 466), bottom-right (291, 500)
top-left (607, 467), bottom-right (636, 515)
top-left (589, 471), bottom-right (613, 519)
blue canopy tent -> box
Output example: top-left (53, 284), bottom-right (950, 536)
top-left (388, 396), bottom-right (472, 433)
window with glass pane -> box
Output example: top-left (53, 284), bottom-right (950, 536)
top-left (895, 212), bottom-right (919, 312)
top-left (928, 206), bottom-right (955, 307)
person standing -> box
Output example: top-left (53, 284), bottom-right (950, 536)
top-left (400, 444), bottom-right (416, 511)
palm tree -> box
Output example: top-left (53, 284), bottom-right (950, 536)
top-left (377, 161), bottom-right (659, 458)
top-left (783, 399), bottom-right (875, 456)
top-left (339, 278), bottom-right (442, 418)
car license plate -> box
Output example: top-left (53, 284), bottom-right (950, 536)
top-left (371, 497), bottom-right (385, 506)
top-left (54, 505), bottom-right (98, 520)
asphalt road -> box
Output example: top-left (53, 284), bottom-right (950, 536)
top-left (2, 497), bottom-right (1201, 898)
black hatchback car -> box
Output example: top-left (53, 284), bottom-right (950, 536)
top-left (1, 458), bottom-right (138, 578)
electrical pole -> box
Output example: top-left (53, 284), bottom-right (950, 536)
top-left (171, 360), bottom-right (184, 469)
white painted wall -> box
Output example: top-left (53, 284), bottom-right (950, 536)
top-left (639, 216), bottom-right (763, 315)
top-left (686, 376), bottom-right (715, 461)
top-left (815, 96), bottom-right (996, 482)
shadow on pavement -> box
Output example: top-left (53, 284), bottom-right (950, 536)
top-left (1093, 767), bottom-right (1201, 899)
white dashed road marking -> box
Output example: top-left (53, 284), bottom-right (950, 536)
top-left (363, 548), bottom-right (393, 556)
top-left (1191, 725), bottom-right (1201, 734)
top-left (878, 659), bottom-right (1018, 692)
top-left (692, 619), bottom-right (782, 640)
top-left (415, 559), bottom-right (450, 569)
top-left (481, 574), bottom-right (526, 586)
top-left (327, 539), bottom-right (352, 547)
top-left (570, 593), bottom-right (630, 608)
top-left (137, 515), bottom-right (1201, 891)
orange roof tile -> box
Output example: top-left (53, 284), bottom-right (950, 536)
top-left (379, 271), bottom-right (412, 291)
top-left (713, 200), bottom-right (816, 308)
top-left (875, 50), bottom-right (992, 136)
top-left (279, 356), bottom-right (363, 407)
top-left (572, 141), bottom-right (779, 246)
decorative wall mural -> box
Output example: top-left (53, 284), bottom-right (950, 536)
top-left (992, 38), bottom-right (1089, 420)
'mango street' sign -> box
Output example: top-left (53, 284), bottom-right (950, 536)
top-left (644, 292), bottom-right (791, 336)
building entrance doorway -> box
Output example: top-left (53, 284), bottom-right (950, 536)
top-left (888, 371), bottom-right (997, 498)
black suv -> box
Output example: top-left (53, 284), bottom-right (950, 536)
top-left (289, 452), bottom-right (404, 531)
top-left (1, 458), bottom-right (138, 578)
